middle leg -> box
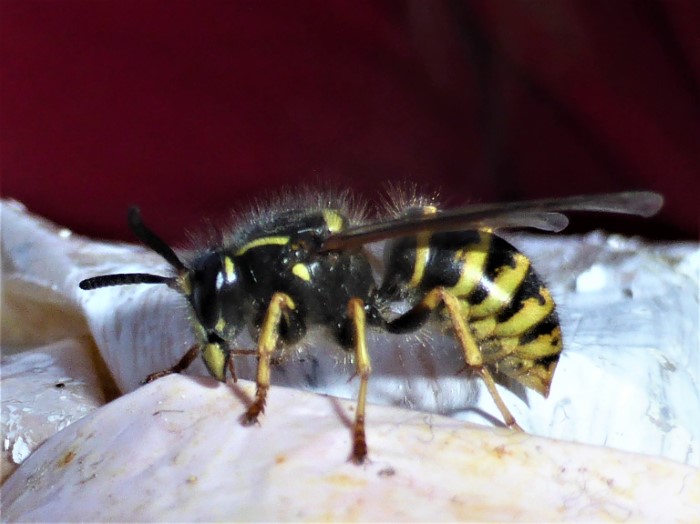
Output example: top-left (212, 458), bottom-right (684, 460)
top-left (346, 297), bottom-right (372, 464)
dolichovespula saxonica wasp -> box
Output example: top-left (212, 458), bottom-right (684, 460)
top-left (79, 189), bottom-right (663, 464)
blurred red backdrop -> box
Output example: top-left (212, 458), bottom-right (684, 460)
top-left (2, 1), bottom-right (698, 242)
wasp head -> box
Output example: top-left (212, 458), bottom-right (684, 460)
top-left (183, 250), bottom-right (249, 380)
top-left (79, 207), bottom-right (248, 382)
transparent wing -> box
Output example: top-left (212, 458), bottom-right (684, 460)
top-left (321, 191), bottom-right (663, 251)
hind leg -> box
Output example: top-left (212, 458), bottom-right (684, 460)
top-left (386, 287), bottom-right (523, 431)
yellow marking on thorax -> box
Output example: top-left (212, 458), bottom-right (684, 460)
top-left (470, 252), bottom-right (530, 318)
top-left (292, 263), bottom-right (311, 281)
top-left (224, 257), bottom-right (236, 281)
top-left (408, 205), bottom-right (438, 288)
top-left (322, 209), bottom-right (345, 233)
top-left (215, 317), bottom-right (226, 333)
top-left (236, 236), bottom-right (289, 256)
top-left (447, 232), bottom-right (491, 297)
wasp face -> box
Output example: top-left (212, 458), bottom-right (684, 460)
top-left (186, 251), bottom-right (248, 380)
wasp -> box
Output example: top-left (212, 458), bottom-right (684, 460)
top-left (79, 189), bottom-right (662, 463)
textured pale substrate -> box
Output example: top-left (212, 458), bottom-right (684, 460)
top-left (3, 376), bottom-right (699, 522)
top-left (2, 199), bottom-right (699, 520)
top-left (0, 338), bottom-right (108, 482)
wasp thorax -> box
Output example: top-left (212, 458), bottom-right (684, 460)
top-left (187, 251), bottom-right (247, 342)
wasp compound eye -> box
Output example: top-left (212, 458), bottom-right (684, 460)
top-left (189, 253), bottom-right (224, 331)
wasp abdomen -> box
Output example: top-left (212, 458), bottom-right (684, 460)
top-left (381, 228), bottom-right (562, 396)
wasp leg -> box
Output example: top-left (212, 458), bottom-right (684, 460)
top-left (240, 292), bottom-right (296, 426)
top-left (227, 353), bottom-right (238, 383)
top-left (387, 287), bottom-right (523, 431)
top-left (226, 348), bottom-right (258, 383)
top-left (346, 297), bottom-right (371, 464)
top-left (142, 344), bottom-right (200, 384)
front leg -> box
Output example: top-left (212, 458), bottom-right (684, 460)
top-left (240, 292), bottom-right (296, 426)
top-left (142, 344), bottom-right (200, 384)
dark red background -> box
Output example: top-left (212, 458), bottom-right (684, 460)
top-left (2, 1), bottom-right (698, 242)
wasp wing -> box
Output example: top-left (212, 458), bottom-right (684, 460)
top-left (321, 191), bottom-right (663, 251)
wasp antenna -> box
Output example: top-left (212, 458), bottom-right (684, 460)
top-left (79, 273), bottom-right (176, 290)
top-left (128, 207), bottom-right (187, 271)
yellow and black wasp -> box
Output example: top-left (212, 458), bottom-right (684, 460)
top-left (79, 189), bottom-right (663, 463)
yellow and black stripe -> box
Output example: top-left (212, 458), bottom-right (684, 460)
top-left (381, 227), bottom-right (561, 396)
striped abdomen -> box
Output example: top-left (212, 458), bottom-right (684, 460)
top-left (380, 229), bottom-right (562, 396)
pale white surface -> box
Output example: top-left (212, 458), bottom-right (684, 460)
top-left (0, 338), bottom-right (107, 482)
top-left (3, 376), bottom-right (699, 522)
top-left (1, 199), bottom-right (699, 520)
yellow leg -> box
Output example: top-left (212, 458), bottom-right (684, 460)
top-left (240, 292), bottom-right (295, 426)
top-left (347, 297), bottom-right (371, 464)
top-left (418, 288), bottom-right (522, 431)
